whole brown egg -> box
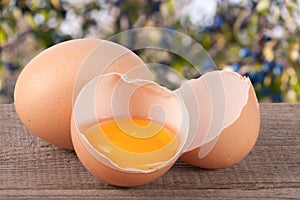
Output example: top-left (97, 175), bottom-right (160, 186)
top-left (14, 39), bottom-right (150, 150)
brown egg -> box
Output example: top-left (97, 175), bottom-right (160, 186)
top-left (177, 71), bottom-right (260, 169)
top-left (14, 39), bottom-right (150, 150)
top-left (71, 73), bottom-right (189, 186)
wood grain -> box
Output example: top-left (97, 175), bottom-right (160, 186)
top-left (0, 103), bottom-right (299, 199)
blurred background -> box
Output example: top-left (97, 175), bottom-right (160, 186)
top-left (0, 0), bottom-right (299, 104)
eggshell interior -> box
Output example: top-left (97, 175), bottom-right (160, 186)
top-left (176, 71), bottom-right (251, 153)
top-left (72, 73), bottom-right (189, 173)
top-left (178, 71), bottom-right (260, 168)
top-left (176, 71), bottom-right (224, 152)
top-left (180, 75), bottom-right (260, 168)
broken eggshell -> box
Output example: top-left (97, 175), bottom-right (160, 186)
top-left (71, 73), bottom-right (189, 186)
top-left (177, 70), bottom-right (260, 169)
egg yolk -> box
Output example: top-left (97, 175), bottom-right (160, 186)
top-left (83, 118), bottom-right (179, 170)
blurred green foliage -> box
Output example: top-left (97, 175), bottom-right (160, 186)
top-left (0, 0), bottom-right (300, 103)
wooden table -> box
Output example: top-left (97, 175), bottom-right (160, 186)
top-left (0, 104), bottom-right (299, 199)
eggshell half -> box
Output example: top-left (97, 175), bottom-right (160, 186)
top-left (14, 39), bottom-right (151, 150)
top-left (178, 71), bottom-right (260, 169)
top-left (71, 73), bottom-right (189, 186)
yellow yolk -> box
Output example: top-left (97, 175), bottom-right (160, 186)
top-left (83, 118), bottom-right (179, 170)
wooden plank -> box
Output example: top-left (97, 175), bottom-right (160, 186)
top-left (0, 188), bottom-right (300, 200)
top-left (0, 104), bottom-right (300, 199)
top-left (257, 104), bottom-right (300, 147)
top-left (0, 145), bottom-right (299, 190)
